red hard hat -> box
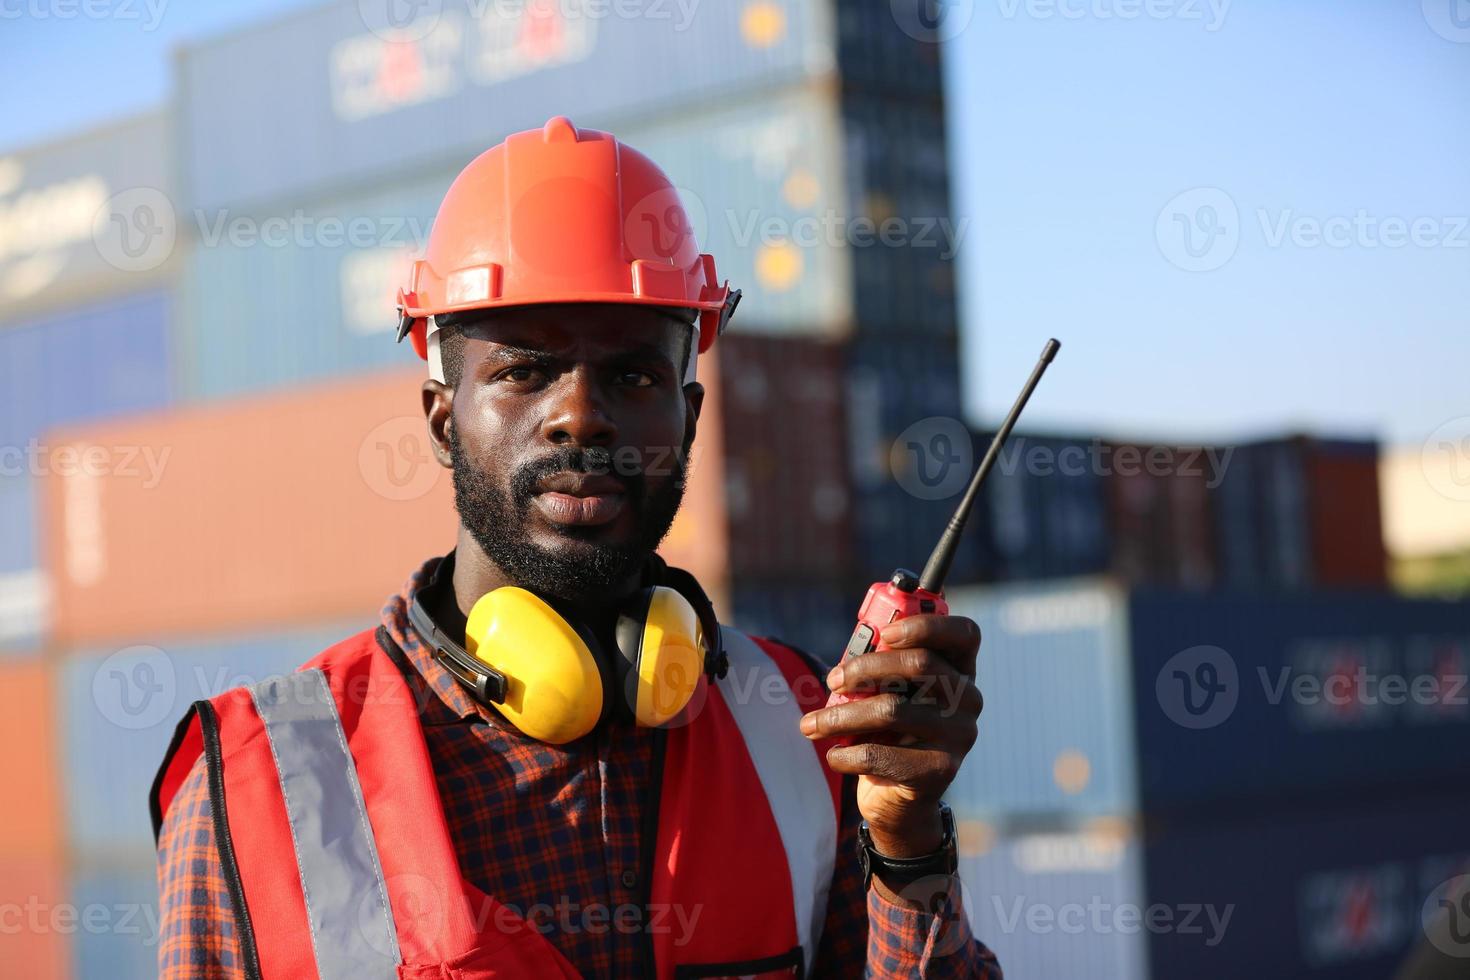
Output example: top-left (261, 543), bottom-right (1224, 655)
top-left (396, 116), bottom-right (739, 378)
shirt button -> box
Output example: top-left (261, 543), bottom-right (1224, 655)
top-left (620, 869), bottom-right (638, 889)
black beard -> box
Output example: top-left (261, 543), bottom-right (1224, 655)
top-left (449, 430), bottom-right (688, 604)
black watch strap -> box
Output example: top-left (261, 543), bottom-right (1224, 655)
top-left (857, 802), bottom-right (959, 891)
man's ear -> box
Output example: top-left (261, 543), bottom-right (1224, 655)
top-left (682, 380), bottom-right (704, 443)
top-left (423, 379), bottom-right (454, 468)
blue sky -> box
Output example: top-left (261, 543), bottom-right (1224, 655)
top-left (3, 0), bottom-right (1467, 447)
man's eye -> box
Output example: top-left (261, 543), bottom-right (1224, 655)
top-left (502, 367), bottom-right (539, 383)
top-left (620, 371), bottom-right (656, 387)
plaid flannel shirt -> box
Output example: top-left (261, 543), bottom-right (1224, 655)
top-left (156, 559), bottom-right (1002, 978)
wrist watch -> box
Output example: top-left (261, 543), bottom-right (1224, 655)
top-left (857, 802), bottom-right (959, 891)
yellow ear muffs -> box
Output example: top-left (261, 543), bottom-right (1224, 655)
top-left (464, 587), bottom-right (604, 745)
top-left (614, 585), bottom-right (707, 728)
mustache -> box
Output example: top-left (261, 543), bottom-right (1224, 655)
top-left (510, 446), bottom-right (638, 507)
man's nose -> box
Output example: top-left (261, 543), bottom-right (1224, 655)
top-left (540, 368), bottom-right (617, 447)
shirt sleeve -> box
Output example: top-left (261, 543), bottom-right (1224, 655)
top-left (812, 774), bottom-right (1003, 979)
top-left (155, 755), bottom-right (246, 980)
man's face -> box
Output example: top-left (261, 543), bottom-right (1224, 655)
top-left (440, 304), bottom-right (699, 603)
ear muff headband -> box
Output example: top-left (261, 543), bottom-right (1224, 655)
top-left (407, 554), bottom-right (724, 743)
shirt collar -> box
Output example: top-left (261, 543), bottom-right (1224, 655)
top-left (379, 555), bottom-right (508, 728)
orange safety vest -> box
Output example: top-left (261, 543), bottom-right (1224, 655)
top-left (152, 625), bottom-right (843, 980)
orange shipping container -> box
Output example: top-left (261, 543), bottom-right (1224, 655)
top-left (0, 659), bottom-right (66, 860)
top-left (0, 856), bottom-right (72, 980)
top-left (43, 367), bottom-right (730, 646)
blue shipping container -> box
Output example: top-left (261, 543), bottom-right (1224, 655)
top-left (947, 578), bottom-right (1470, 818)
top-left (59, 624), bottom-right (356, 859)
top-left (844, 334), bottom-right (983, 584)
top-left (1127, 588), bottom-right (1470, 815)
top-left (730, 580), bottom-right (855, 670)
top-left (946, 580), bottom-right (1139, 817)
top-left (1144, 794), bottom-right (1470, 979)
top-left (178, 0), bottom-right (837, 213)
top-left (0, 112), bottom-right (173, 322)
top-left (982, 432), bottom-right (1111, 583)
top-left (179, 173), bottom-right (453, 398)
top-left (0, 290), bottom-right (174, 453)
top-left (960, 822), bottom-right (1149, 980)
top-left (67, 866), bottom-right (160, 980)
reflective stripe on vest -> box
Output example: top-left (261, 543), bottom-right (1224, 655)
top-left (248, 670), bottom-right (402, 979)
top-left (716, 629), bottom-right (836, 976)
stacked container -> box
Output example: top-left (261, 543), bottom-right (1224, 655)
top-left (945, 577), bottom-right (1470, 977)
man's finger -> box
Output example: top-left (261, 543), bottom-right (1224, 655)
top-left (877, 615), bottom-right (981, 674)
top-left (801, 691), bottom-right (978, 742)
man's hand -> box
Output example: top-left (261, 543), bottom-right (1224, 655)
top-left (799, 615), bottom-right (983, 861)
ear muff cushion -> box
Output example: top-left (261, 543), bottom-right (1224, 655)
top-left (628, 586), bottom-right (706, 728)
top-left (465, 587), bottom-right (603, 744)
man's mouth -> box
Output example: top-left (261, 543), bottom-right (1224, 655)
top-left (532, 472), bottom-right (627, 527)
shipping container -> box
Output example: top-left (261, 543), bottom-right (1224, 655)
top-left (0, 855), bottom-right (71, 979)
top-left (657, 342), bottom-right (730, 600)
top-left (177, 0), bottom-right (839, 213)
top-left (983, 432), bottom-right (1111, 583)
top-left (1212, 438), bottom-right (1313, 590)
top-left (0, 289), bottom-right (174, 454)
top-left (58, 626), bottom-right (354, 858)
top-left (0, 112), bottom-right (174, 322)
top-left (42, 364), bottom-right (731, 646)
top-left (179, 171), bottom-right (452, 399)
top-left (67, 865), bottom-right (161, 980)
top-left (959, 820), bottom-right (1150, 980)
top-left (1304, 438), bottom-right (1388, 588)
top-left (945, 579), bottom-right (1470, 818)
top-left (844, 333), bottom-right (982, 584)
top-left (1144, 794), bottom-right (1470, 979)
top-left (0, 658), bottom-right (65, 859)
top-left (833, 0), bottom-right (945, 100)
top-left (841, 96), bottom-right (958, 336)
top-left (958, 796), bottom-right (1470, 980)
top-left (41, 368), bottom-right (455, 645)
top-left (946, 580), bottom-right (1139, 817)
top-left (719, 333), bottom-right (852, 580)
top-left (618, 85), bottom-right (853, 336)
top-left (1103, 442), bottom-right (1217, 590)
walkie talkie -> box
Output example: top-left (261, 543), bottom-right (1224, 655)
top-left (826, 339), bottom-right (1061, 708)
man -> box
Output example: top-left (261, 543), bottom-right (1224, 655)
top-left (153, 117), bottom-right (1000, 978)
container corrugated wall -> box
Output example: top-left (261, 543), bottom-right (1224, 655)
top-left (1127, 589), bottom-right (1470, 814)
top-left (177, 0), bottom-right (837, 213)
top-left (982, 433), bottom-right (1111, 583)
top-left (718, 333), bottom-right (851, 581)
top-left (58, 626), bottom-right (354, 859)
top-left (845, 334), bottom-right (981, 585)
top-left (41, 369), bottom-right (458, 646)
top-left (179, 172), bottom-right (453, 399)
top-left (945, 580), bottom-right (1137, 817)
top-left (619, 85), bottom-right (852, 336)
top-left (1303, 438), bottom-right (1387, 588)
top-left (0, 111), bottom-right (174, 321)
top-left (1143, 794), bottom-right (1470, 979)
top-left (959, 822), bottom-right (1149, 980)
